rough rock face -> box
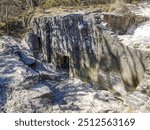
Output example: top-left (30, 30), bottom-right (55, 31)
top-left (27, 5), bottom-right (150, 112)
top-left (31, 10), bottom-right (150, 92)
top-left (0, 36), bottom-right (53, 112)
top-left (0, 4), bottom-right (150, 113)
top-left (44, 79), bottom-right (127, 113)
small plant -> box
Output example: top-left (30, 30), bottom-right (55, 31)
top-left (124, 0), bottom-right (140, 4)
top-left (44, 0), bottom-right (81, 7)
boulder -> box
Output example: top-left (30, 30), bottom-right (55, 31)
top-left (31, 10), bottom-right (150, 91)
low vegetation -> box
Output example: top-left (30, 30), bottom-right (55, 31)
top-left (43, 0), bottom-right (141, 7)
top-left (0, 0), bottom-right (143, 37)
